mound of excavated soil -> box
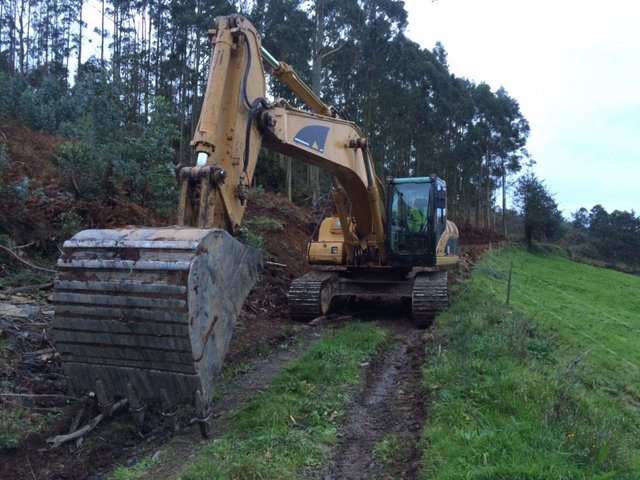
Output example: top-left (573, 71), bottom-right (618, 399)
top-left (0, 121), bottom-right (164, 247)
top-left (224, 191), bottom-right (315, 366)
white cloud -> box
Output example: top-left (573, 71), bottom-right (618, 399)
top-left (404, 0), bottom-right (640, 214)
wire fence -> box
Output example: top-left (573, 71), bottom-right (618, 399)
top-left (486, 261), bottom-right (639, 371)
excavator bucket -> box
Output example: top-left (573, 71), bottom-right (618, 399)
top-left (52, 227), bottom-right (262, 418)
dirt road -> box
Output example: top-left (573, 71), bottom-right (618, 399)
top-left (0, 309), bottom-right (430, 480)
top-left (322, 322), bottom-right (427, 480)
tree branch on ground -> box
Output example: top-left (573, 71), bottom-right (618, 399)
top-left (0, 244), bottom-right (57, 274)
top-left (46, 398), bottom-right (129, 449)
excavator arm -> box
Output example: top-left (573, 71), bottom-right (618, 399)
top-left (178, 14), bottom-right (266, 234)
top-left (51, 14), bottom-right (388, 433)
top-left (181, 14), bottom-right (387, 264)
top-left (258, 102), bottom-right (387, 264)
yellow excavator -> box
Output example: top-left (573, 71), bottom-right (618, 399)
top-left (53, 15), bottom-right (458, 434)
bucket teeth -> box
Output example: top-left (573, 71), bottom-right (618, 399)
top-left (127, 382), bottom-right (147, 428)
top-left (160, 387), bottom-right (179, 433)
top-left (95, 380), bottom-right (113, 416)
top-left (194, 390), bottom-right (211, 438)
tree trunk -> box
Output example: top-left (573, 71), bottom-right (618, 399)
top-left (178, 43), bottom-right (188, 162)
top-left (145, 3), bottom-right (152, 116)
top-left (501, 161), bottom-right (507, 237)
top-left (308, 0), bottom-right (325, 206)
top-left (112, 4), bottom-right (120, 83)
top-left (286, 155), bottom-right (292, 201)
top-left (188, 6), bottom-right (203, 165)
top-left (483, 145), bottom-right (490, 229)
top-left (18, 0), bottom-right (25, 72)
top-left (100, 0), bottom-right (105, 65)
top-left (155, 5), bottom-right (162, 95)
top-left (474, 174), bottom-right (480, 228)
top-left (8, 0), bottom-right (16, 72)
top-left (0, 2), bottom-right (3, 67)
top-left (76, 0), bottom-right (83, 78)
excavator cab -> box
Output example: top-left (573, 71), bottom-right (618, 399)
top-left (386, 176), bottom-right (453, 267)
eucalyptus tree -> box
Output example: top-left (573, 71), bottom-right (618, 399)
top-left (468, 83), bottom-right (528, 229)
top-left (514, 172), bottom-right (562, 246)
top-left (0, 0), bottom-right (535, 231)
top-left (250, 0), bottom-right (314, 103)
top-left (249, 0), bottom-right (314, 200)
top-left (488, 87), bottom-right (529, 234)
top-left (323, 0), bottom-right (408, 178)
top-left (306, 0), bottom-right (363, 202)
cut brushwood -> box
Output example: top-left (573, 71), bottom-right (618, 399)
top-left (0, 244), bottom-right (57, 274)
top-left (46, 398), bottom-right (128, 449)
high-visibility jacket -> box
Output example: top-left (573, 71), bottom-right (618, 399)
top-left (408, 207), bottom-right (425, 233)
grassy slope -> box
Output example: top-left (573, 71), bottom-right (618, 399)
top-left (422, 247), bottom-right (640, 480)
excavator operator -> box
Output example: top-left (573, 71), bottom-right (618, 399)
top-left (408, 197), bottom-right (428, 233)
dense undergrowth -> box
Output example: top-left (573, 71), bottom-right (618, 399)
top-left (422, 247), bottom-right (640, 479)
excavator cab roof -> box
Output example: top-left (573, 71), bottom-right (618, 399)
top-left (390, 176), bottom-right (435, 184)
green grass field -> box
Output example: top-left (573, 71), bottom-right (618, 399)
top-left (422, 246), bottom-right (640, 479)
top-left (491, 247), bottom-right (640, 395)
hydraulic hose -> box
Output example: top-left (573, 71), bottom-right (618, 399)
top-left (243, 97), bottom-right (271, 179)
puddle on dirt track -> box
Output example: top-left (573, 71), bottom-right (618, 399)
top-left (321, 321), bottom-right (427, 480)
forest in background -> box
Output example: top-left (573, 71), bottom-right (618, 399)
top-left (0, 0), bottom-right (530, 224)
top-left (0, 0), bottom-right (639, 271)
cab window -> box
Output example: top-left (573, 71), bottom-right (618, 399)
top-left (389, 182), bottom-right (431, 254)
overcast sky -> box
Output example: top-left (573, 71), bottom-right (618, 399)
top-left (403, 0), bottom-right (640, 216)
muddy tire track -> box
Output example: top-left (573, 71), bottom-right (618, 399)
top-left (323, 324), bottom-right (427, 480)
